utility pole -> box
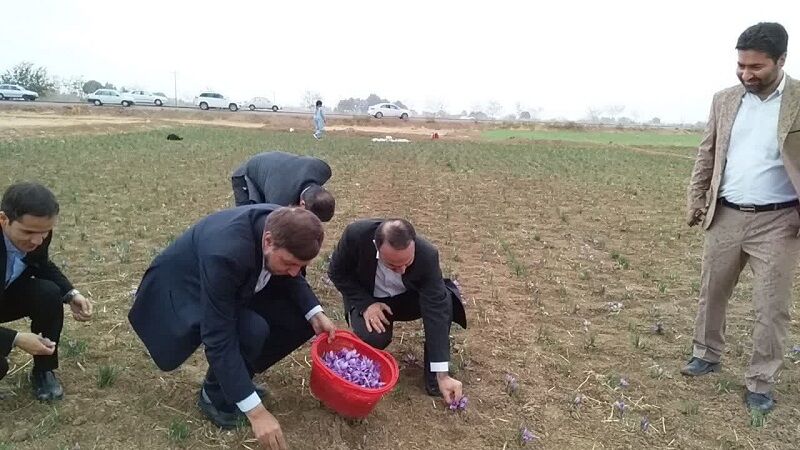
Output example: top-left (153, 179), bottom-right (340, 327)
top-left (173, 71), bottom-right (178, 107)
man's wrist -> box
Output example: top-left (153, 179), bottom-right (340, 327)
top-left (62, 289), bottom-right (80, 304)
top-left (305, 305), bottom-right (324, 321)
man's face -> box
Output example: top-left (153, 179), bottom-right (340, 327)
top-left (0, 213), bottom-right (57, 253)
top-left (262, 232), bottom-right (309, 277)
top-left (737, 49), bottom-right (785, 96)
top-left (378, 241), bottom-right (415, 275)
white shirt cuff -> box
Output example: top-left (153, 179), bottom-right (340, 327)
top-left (304, 305), bottom-right (324, 321)
top-left (11, 332), bottom-right (19, 347)
top-left (430, 361), bottom-right (449, 372)
top-left (236, 391), bottom-right (261, 413)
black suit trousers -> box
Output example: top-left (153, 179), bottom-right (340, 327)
top-left (231, 175), bottom-right (252, 207)
top-left (204, 286), bottom-right (315, 406)
top-left (348, 290), bottom-right (455, 353)
top-left (0, 276), bottom-right (64, 371)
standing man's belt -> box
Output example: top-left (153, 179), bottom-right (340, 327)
top-left (720, 197), bottom-right (799, 213)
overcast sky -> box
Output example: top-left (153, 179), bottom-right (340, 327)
top-left (2, 0), bottom-right (798, 122)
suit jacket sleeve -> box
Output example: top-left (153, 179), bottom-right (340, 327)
top-left (198, 252), bottom-right (256, 405)
top-left (29, 234), bottom-right (74, 296)
top-left (687, 94), bottom-right (718, 212)
top-left (415, 248), bottom-right (452, 365)
top-left (328, 228), bottom-right (374, 312)
top-left (0, 326), bottom-right (16, 358)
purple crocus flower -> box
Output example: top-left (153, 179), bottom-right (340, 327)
top-left (520, 427), bottom-right (538, 445)
top-left (449, 396), bottom-right (468, 412)
top-left (505, 374), bottom-right (519, 395)
top-left (612, 400), bottom-right (627, 418)
top-left (640, 416), bottom-right (650, 432)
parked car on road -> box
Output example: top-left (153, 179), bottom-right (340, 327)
top-left (368, 103), bottom-right (410, 119)
top-left (129, 90), bottom-right (168, 106)
top-left (246, 97), bottom-right (280, 112)
top-left (0, 84), bottom-right (39, 101)
top-left (194, 92), bottom-right (239, 111)
top-left (87, 89), bottom-right (135, 107)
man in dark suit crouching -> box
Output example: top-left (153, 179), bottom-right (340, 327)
top-left (328, 218), bottom-right (467, 404)
top-left (129, 206), bottom-right (336, 450)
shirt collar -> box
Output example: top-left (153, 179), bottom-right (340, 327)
top-left (748, 72), bottom-right (786, 102)
top-left (770, 72), bottom-right (786, 100)
top-left (3, 231), bottom-right (25, 257)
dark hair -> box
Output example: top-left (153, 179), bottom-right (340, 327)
top-left (736, 22), bottom-right (788, 62)
top-left (374, 219), bottom-right (416, 250)
top-left (265, 207), bottom-right (324, 261)
top-left (1, 182), bottom-right (60, 222)
top-left (301, 185), bottom-right (335, 222)
top-left (316, 100), bottom-right (322, 107)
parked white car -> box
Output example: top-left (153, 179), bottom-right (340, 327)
top-left (246, 97), bottom-right (280, 112)
top-left (129, 90), bottom-right (167, 106)
top-left (87, 89), bottom-right (135, 107)
top-left (0, 84), bottom-right (39, 101)
top-left (194, 92), bottom-right (239, 111)
top-left (368, 103), bottom-right (410, 119)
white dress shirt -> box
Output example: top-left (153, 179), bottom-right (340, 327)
top-left (720, 74), bottom-right (797, 205)
top-left (374, 259), bottom-right (407, 298)
top-left (372, 246), bottom-right (448, 372)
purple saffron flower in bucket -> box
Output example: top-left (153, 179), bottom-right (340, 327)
top-left (322, 348), bottom-right (386, 389)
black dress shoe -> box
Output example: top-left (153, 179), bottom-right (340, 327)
top-left (680, 358), bottom-right (720, 376)
top-left (424, 370), bottom-right (442, 397)
top-left (197, 389), bottom-right (244, 429)
top-left (31, 370), bottom-right (64, 401)
top-left (745, 391), bottom-right (775, 412)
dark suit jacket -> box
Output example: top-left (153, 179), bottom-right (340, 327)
top-left (1, 227), bottom-right (73, 357)
top-left (128, 204), bottom-right (321, 404)
top-left (232, 151), bottom-right (332, 205)
top-left (327, 219), bottom-right (466, 365)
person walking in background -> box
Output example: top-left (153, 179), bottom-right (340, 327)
top-left (313, 100), bottom-right (326, 140)
top-left (683, 22), bottom-right (800, 415)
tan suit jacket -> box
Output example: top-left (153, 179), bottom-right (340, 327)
top-left (687, 74), bottom-right (800, 229)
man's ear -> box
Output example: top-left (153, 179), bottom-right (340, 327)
top-left (299, 199), bottom-right (306, 208)
top-left (263, 230), bottom-right (273, 249)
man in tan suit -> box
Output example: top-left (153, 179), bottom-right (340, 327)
top-left (684, 22), bottom-right (800, 413)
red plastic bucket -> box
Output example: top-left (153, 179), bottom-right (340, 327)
top-left (310, 330), bottom-right (399, 418)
